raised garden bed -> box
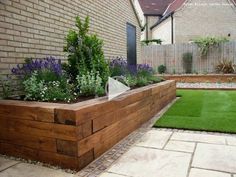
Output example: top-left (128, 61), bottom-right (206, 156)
top-left (159, 74), bottom-right (236, 83)
top-left (0, 80), bottom-right (176, 170)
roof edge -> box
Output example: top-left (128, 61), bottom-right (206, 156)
top-left (129, 0), bottom-right (142, 28)
top-left (150, 12), bottom-right (173, 30)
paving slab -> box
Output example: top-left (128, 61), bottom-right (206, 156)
top-left (226, 137), bottom-right (236, 146)
top-left (0, 157), bottom-right (19, 172)
top-left (192, 143), bottom-right (236, 173)
top-left (135, 130), bottom-right (172, 149)
top-left (171, 132), bottom-right (226, 145)
top-left (99, 172), bottom-right (127, 177)
top-left (107, 146), bottom-right (191, 177)
top-left (165, 140), bottom-right (195, 153)
top-left (189, 168), bottom-right (231, 177)
top-left (0, 163), bottom-right (74, 177)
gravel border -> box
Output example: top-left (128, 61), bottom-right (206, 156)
top-left (177, 82), bottom-right (236, 89)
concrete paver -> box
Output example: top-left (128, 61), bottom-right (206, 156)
top-left (192, 143), bottom-right (236, 173)
top-left (0, 157), bottom-right (19, 172)
top-left (189, 168), bottom-right (231, 177)
top-left (165, 140), bottom-right (195, 153)
top-left (99, 172), bottom-right (127, 177)
top-left (135, 130), bottom-right (172, 149)
top-left (226, 137), bottom-right (236, 146)
top-left (171, 132), bottom-right (226, 145)
top-left (107, 146), bottom-right (191, 177)
top-left (0, 163), bottom-right (74, 177)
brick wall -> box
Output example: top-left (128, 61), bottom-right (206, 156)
top-left (0, 0), bottom-right (141, 80)
top-left (174, 0), bottom-right (236, 43)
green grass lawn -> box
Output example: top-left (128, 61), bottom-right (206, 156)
top-left (154, 90), bottom-right (236, 133)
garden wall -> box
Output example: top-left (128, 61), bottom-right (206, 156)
top-left (0, 80), bottom-right (176, 170)
top-left (141, 41), bottom-right (236, 74)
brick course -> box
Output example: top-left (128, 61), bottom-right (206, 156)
top-left (0, 0), bottom-right (141, 77)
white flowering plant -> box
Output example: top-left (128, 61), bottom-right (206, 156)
top-left (76, 71), bottom-right (105, 96)
top-left (23, 71), bottom-right (74, 102)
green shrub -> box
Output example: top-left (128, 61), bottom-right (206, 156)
top-left (124, 75), bottom-right (137, 88)
top-left (0, 75), bottom-right (13, 99)
top-left (136, 76), bottom-right (149, 87)
top-left (64, 16), bottom-right (109, 85)
top-left (158, 65), bottom-right (166, 74)
top-left (182, 52), bottom-right (193, 73)
top-left (76, 71), bottom-right (105, 96)
top-left (141, 39), bottom-right (162, 45)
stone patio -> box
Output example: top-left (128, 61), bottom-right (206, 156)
top-left (99, 129), bottom-right (236, 177)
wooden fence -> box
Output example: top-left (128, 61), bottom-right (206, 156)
top-left (141, 41), bottom-right (236, 74)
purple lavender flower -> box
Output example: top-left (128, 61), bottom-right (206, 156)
top-left (109, 57), bottom-right (154, 76)
top-left (11, 56), bottom-right (62, 77)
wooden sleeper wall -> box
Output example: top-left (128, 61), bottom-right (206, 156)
top-left (0, 80), bottom-right (176, 170)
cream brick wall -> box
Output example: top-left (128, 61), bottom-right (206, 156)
top-left (174, 0), bottom-right (236, 43)
top-left (0, 0), bottom-right (141, 78)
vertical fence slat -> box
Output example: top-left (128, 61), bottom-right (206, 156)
top-left (141, 42), bottom-right (236, 74)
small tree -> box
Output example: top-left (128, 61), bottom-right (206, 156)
top-left (182, 52), bottom-right (193, 74)
top-left (64, 16), bottom-right (109, 85)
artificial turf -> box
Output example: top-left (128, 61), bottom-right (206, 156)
top-left (154, 90), bottom-right (236, 133)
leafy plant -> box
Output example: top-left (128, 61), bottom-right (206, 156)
top-left (158, 65), bottom-right (166, 74)
top-left (23, 71), bottom-right (73, 102)
top-left (76, 71), bottom-right (105, 96)
top-left (64, 16), bottom-right (109, 85)
top-left (215, 60), bottom-right (235, 74)
top-left (193, 37), bottom-right (229, 56)
top-left (23, 72), bottom-right (45, 100)
top-left (12, 57), bottom-right (74, 102)
top-left (182, 52), bottom-right (193, 74)
top-left (124, 75), bottom-right (137, 88)
top-left (141, 39), bottom-right (162, 45)
top-left (0, 75), bottom-right (12, 99)
top-left (136, 76), bottom-right (149, 87)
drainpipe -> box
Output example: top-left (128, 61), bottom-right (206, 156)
top-left (171, 14), bottom-right (174, 44)
top-left (145, 16), bottom-right (148, 40)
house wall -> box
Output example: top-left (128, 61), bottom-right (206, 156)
top-left (174, 0), bottom-right (236, 43)
top-left (152, 17), bottom-right (172, 44)
top-left (146, 16), bottom-right (160, 40)
top-left (0, 0), bottom-right (141, 78)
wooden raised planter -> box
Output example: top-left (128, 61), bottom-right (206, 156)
top-left (160, 74), bottom-right (236, 83)
top-left (0, 80), bottom-right (176, 170)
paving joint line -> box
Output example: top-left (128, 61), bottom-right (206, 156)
top-left (162, 131), bottom-right (174, 150)
top-left (186, 142), bottom-right (197, 177)
top-left (192, 166), bottom-right (234, 176)
top-left (0, 161), bottom-right (21, 173)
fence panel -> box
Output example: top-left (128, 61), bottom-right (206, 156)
top-left (141, 41), bottom-right (236, 73)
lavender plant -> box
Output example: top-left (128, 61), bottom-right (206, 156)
top-left (12, 57), bottom-right (75, 102)
top-left (11, 56), bottom-right (62, 81)
top-left (109, 57), bottom-right (159, 87)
